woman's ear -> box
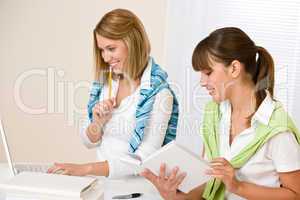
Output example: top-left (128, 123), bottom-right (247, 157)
top-left (230, 60), bottom-right (242, 78)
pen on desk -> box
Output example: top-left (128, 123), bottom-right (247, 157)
top-left (108, 66), bottom-right (112, 99)
top-left (112, 193), bottom-right (142, 199)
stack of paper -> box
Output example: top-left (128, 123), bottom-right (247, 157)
top-left (0, 172), bottom-right (103, 200)
top-left (121, 141), bottom-right (212, 193)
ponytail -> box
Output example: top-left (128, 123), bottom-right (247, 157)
top-left (255, 46), bottom-right (275, 108)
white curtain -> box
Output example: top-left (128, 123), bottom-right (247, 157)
top-left (165, 0), bottom-right (300, 153)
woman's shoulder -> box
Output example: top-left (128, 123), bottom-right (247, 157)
top-left (154, 88), bottom-right (173, 104)
top-left (156, 88), bottom-right (173, 96)
top-left (268, 131), bottom-right (299, 146)
top-left (266, 131), bottom-right (300, 172)
top-left (266, 131), bottom-right (300, 157)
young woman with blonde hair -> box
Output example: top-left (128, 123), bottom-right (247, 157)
top-left (48, 9), bottom-right (178, 178)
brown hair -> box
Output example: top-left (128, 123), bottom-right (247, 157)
top-left (93, 9), bottom-right (151, 82)
top-left (192, 27), bottom-right (274, 109)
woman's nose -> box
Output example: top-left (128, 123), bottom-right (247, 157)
top-left (102, 51), bottom-right (111, 63)
top-left (200, 74), bottom-right (208, 87)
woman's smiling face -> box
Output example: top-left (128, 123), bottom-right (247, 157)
top-left (200, 60), bottom-right (235, 103)
top-left (96, 34), bottom-right (128, 74)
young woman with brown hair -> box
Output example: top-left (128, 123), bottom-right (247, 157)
top-left (142, 27), bottom-right (300, 200)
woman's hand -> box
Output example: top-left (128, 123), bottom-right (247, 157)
top-left (141, 163), bottom-right (187, 200)
top-left (206, 157), bottom-right (241, 193)
top-left (92, 98), bottom-right (116, 126)
top-left (47, 163), bottom-right (91, 176)
top-left (87, 98), bottom-right (116, 141)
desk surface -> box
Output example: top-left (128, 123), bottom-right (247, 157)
top-left (0, 163), bottom-right (162, 200)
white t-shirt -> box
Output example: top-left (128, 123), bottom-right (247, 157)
top-left (80, 61), bottom-right (174, 178)
top-left (216, 94), bottom-right (300, 200)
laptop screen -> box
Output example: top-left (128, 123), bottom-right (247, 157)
top-left (0, 119), bottom-right (17, 176)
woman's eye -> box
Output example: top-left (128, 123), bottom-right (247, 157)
top-left (108, 47), bottom-right (115, 52)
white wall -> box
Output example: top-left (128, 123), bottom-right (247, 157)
top-left (164, 0), bottom-right (209, 155)
top-left (0, 0), bottom-right (167, 163)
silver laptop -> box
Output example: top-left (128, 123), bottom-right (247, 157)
top-left (0, 119), bottom-right (50, 176)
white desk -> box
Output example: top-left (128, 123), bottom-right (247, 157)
top-left (0, 164), bottom-right (162, 200)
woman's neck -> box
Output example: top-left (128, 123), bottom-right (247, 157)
top-left (229, 83), bottom-right (256, 118)
top-left (118, 76), bottom-right (140, 89)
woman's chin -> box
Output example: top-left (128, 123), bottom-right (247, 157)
top-left (113, 68), bottom-right (123, 74)
top-left (211, 95), bottom-right (221, 103)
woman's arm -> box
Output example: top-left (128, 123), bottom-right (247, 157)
top-left (233, 170), bottom-right (300, 200)
top-left (86, 161), bottom-right (110, 176)
top-left (134, 89), bottom-right (173, 157)
top-left (233, 132), bottom-right (300, 200)
top-left (48, 161), bottom-right (110, 176)
top-left (208, 158), bottom-right (300, 200)
top-left (183, 184), bottom-right (206, 200)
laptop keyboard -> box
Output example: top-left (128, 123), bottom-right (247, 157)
top-left (14, 163), bottom-right (51, 173)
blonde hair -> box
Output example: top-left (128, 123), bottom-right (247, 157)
top-left (93, 9), bottom-right (151, 82)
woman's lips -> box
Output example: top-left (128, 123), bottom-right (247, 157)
top-left (109, 61), bottom-right (119, 68)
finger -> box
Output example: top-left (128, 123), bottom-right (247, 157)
top-left (101, 103), bottom-right (113, 115)
top-left (159, 163), bottom-right (166, 180)
top-left (93, 105), bottom-right (101, 117)
top-left (212, 164), bottom-right (234, 174)
top-left (106, 101), bottom-right (114, 112)
top-left (168, 166), bottom-right (179, 184)
top-left (61, 169), bottom-right (70, 175)
top-left (210, 161), bottom-right (227, 168)
top-left (210, 165), bottom-right (227, 171)
top-left (88, 123), bottom-right (101, 135)
top-left (210, 159), bottom-right (225, 165)
top-left (48, 166), bottom-right (62, 174)
top-left (210, 174), bottom-right (225, 180)
top-left (173, 172), bottom-right (187, 189)
top-left (53, 169), bottom-right (66, 175)
top-left (108, 98), bottom-right (116, 107)
top-left (141, 169), bottom-right (157, 184)
top-left (210, 162), bottom-right (224, 167)
top-left (99, 103), bottom-right (107, 112)
top-left (47, 166), bottom-right (57, 173)
top-left (103, 99), bottom-right (114, 109)
top-left (94, 103), bottom-right (102, 112)
top-left (206, 169), bottom-right (226, 176)
top-left (111, 98), bottom-right (117, 107)
top-left (211, 157), bottom-right (229, 165)
top-left (97, 104), bottom-right (108, 117)
top-left (93, 103), bottom-right (99, 110)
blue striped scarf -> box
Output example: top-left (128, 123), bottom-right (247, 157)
top-left (87, 57), bottom-right (179, 153)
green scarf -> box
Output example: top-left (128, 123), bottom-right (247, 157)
top-left (201, 101), bottom-right (300, 200)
